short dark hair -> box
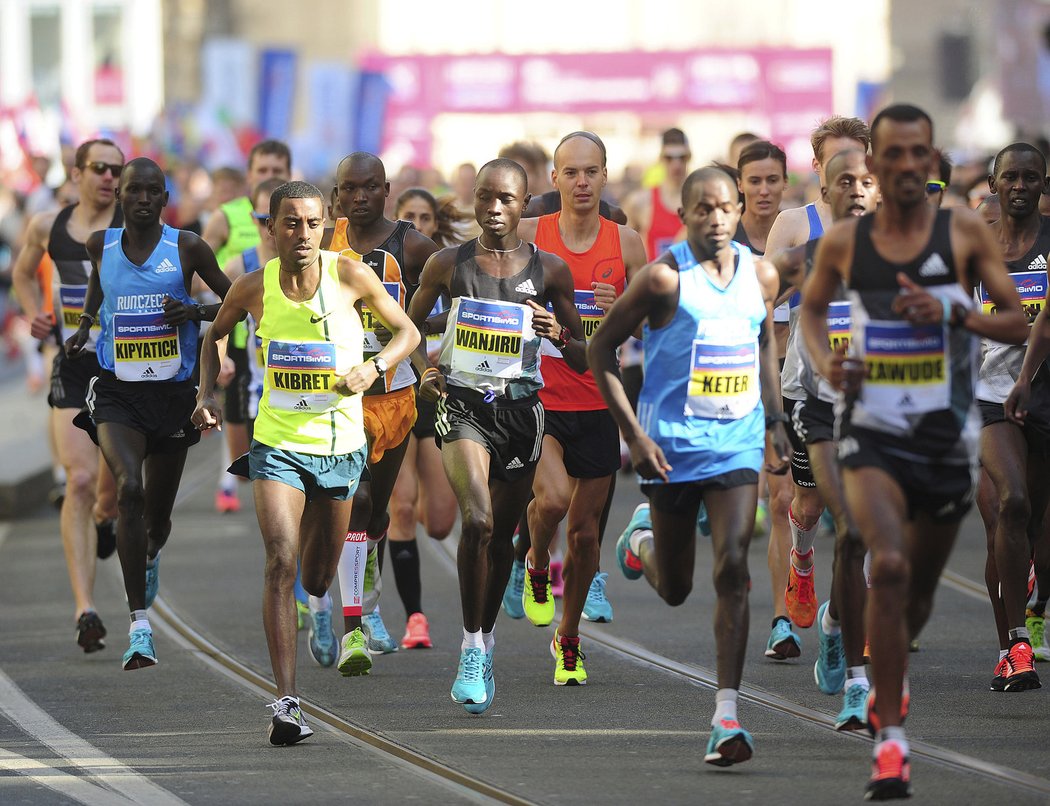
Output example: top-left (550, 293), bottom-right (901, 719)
top-left (682, 166), bottom-right (737, 207)
top-left (75, 138), bottom-right (124, 169)
top-left (737, 140), bottom-right (788, 177)
top-left (477, 158), bottom-right (529, 192)
top-left (870, 105), bottom-right (933, 152)
top-left (934, 148), bottom-right (953, 185)
top-left (661, 128), bottom-right (688, 148)
top-left (992, 142), bottom-right (1046, 179)
top-left (269, 180), bottom-right (324, 219)
top-left (554, 131), bottom-right (608, 168)
top-left (249, 139), bottom-right (291, 172)
top-left (251, 177), bottom-right (287, 210)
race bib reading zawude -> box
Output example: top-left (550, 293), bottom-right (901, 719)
top-left (450, 298), bottom-right (528, 379)
top-left (360, 282), bottom-right (402, 355)
top-left (112, 312), bottom-right (180, 381)
top-left (59, 284), bottom-right (100, 345)
top-left (266, 340), bottom-right (340, 413)
top-left (685, 320), bottom-right (760, 420)
top-left (861, 321), bottom-right (948, 413)
top-left (980, 271), bottom-right (1046, 324)
top-left (827, 301), bottom-right (851, 351)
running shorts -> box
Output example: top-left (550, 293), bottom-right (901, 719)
top-left (243, 440), bottom-right (366, 501)
top-left (643, 469), bottom-right (759, 515)
top-left (793, 395), bottom-right (836, 446)
top-left (49, 350), bottom-right (101, 410)
top-left (784, 397), bottom-right (815, 489)
top-left (543, 408), bottom-right (621, 479)
top-left (412, 390), bottom-right (438, 440)
top-left (362, 386), bottom-right (417, 464)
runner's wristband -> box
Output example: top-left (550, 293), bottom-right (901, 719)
top-left (79, 313), bottom-right (96, 327)
top-left (765, 412), bottom-right (790, 430)
top-left (420, 367), bottom-right (440, 383)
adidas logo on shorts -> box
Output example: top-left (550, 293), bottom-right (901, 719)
top-left (140, 366), bottom-right (158, 379)
top-left (514, 278), bottom-right (537, 295)
top-left (155, 257), bottom-right (178, 274)
top-left (170, 429), bottom-right (184, 439)
top-left (294, 398), bottom-right (311, 411)
top-left (475, 359), bottom-right (492, 373)
top-left (506, 456), bottom-right (524, 470)
top-left (837, 436), bottom-right (860, 459)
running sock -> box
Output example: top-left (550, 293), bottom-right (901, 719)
top-left (390, 539), bottom-right (422, 616)
top-left (219, 473), bottom-right (237, 495)
top-left (482, 630), bottom-right (495, 654)
top-left (788, 506), bottom-right (818, 559)
top-left (845, 666), bottom-right (868, 688)
top-left (462, 628), bottom-right (484, 651)
top-left (712, 689), bottom-right (738, 726)
top-left (308, 593), bottom-right (331, 612)
top-left (999, 649), bottom-right (1009, 661)
top-left (525, 553), bottom-right (549, 573)
top-left (876, 727), bottom-right (908, 757)
top-left (337, 531), bottom-right (368, 619)
top-left (821, 605), bottom-right (841, 636)
top-left (628, 528), bottom-right (653, 556)
top-left (129, 610), bottom-right (149, 633)
top-left (1008, 627), bottom-right (1031, 644)
top-left (790, 547), bottom-right (814, 575)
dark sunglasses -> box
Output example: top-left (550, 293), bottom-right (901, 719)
top-left (662, 153), bottom-right (691, 163)
top-left (252, 212), bottom-right (270, 222)
top-left (925, 180), bottom-right (946, 195)
top-left (83, 161), bottom-right (123, 177)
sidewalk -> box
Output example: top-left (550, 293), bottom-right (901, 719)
top-left (0, 364), bottom-right (53, 518)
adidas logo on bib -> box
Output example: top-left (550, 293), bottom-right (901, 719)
top-left (1029, 254), bottom-right (1048, 271)
top-left (155, 257), bottom-right (178, 274)
top-left (917, 253), bottom-right (949, 278)
top-left (898, 392), bottom-right (914, 408)
top-left (294, 398), bottom-right (311, 411)
top-left (475, 359), bottom-right (492, 373)
top-left (514, 278), bottom-right (537, 295)
top-left (506, 456), bottom-right (524, 470)
top-left (140, 366), bottom-right (158, 379)
top-left (717, 405), bottom-right (733, 419)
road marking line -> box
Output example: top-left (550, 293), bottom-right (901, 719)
top-left (0, 668), bottom-right (187, 806)
top-left (0, 748), bottom-right (133, 806)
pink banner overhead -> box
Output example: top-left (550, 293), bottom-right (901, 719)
top-left (361, 48), bottom-right (834, 167)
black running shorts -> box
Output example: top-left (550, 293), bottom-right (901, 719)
top-left (643, 469), bottom-right (759, 515)
top-left (543, 408), bottom-right (621, 479)
top-left (435, 387), bottom-right (544, 483)
top-left (793, 395), bottom-right (836, 446)
top-left (412, 393), bottom-right (438, 440)
top-left (49, 350), bottom-right (101, 410)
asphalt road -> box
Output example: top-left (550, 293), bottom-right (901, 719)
top-left (1, 433), bottom-right (1048, 805)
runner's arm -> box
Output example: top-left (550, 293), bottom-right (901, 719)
top-left (403, 229), bottom-right (440, 288)
top-left (800, 223), bottom-right (853, 392)
top-left (755, 259), bottom-right (790, 474)
top-left (11, 211), bottom-right (54, 328)
top-left (540, 255), bottom-right (588, 373)
top-left (65, 231), bottom-right (106, 358)
top-left (193, 273), bottom-right (254, 430)
top-left (406, 249), bottom-right (453, 383)
top-left (164, 233), bottom-right (232, 325)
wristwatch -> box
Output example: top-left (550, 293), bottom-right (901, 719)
top-left (195, 303), bottom-right (207, 322)
top-left (372, 356), bottom-right (388, 374)
top-left (765, 412), bottom-right (790, 430)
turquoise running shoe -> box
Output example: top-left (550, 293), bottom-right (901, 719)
top-left (451, 647), bottom-right (488, 711)
top-left (582, 572), bottom-right (614, 623)
top-left (308, 601), bottom-right (337, 667)
top-left (503, 560), bottom-right (526, 619)
top-left (362, 607), bottom-right (399, 654)
top-left (144, 554), bottom-right (160, 609)
top-left (697, 502), bottom-right (711, 538)
top-left (465, 649), bottom-right (495, 714)
top-left (764, 617), bottom-right (801, 660)
top-left (835, 683), bottom-right (869, 731)
top-left (616, 503), bottom-right (650, 581)
top-left (814, 601), bottom-right (845, 694)
top-left (122, 628), bottom-right (157, 670)
top-left (704, 717), bottom-right (754, 766)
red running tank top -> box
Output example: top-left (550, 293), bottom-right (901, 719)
top-left (646, 186), bottom-right (681, 260)
top-left (535, 212), bottom-right (625, 411)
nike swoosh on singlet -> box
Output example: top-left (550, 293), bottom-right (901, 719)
top-left (310, 312), bottom-right (334, 324)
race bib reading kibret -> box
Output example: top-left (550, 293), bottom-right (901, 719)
top-left (266, 340), bottom-right (340, 413)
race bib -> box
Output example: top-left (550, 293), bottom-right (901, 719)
top-left (360, 282), bottom-right (403, 355)
top-left (266, 340), bottom-right (340, 413)
top-left (540, 290), bottom-right (604, 358)
top-left (980, 271), bottom-right (1045, 323)
top-left (112, 312), bottom-right (180, 381)
top-left (59, 284), bottom-right (100, 344)
top-left (685, 320), bottom-right (760, 420)
top-left (861, 321), bottom-right (948, 414)
top-left (450, 298), bottom-right (528, 379)
top-left (827, 301), bottom-right (851, 351)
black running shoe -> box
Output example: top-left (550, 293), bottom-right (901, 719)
top-left (96, 519), bottom-right (117, 560)
top-left (76, 611), bottom-right (106, 653)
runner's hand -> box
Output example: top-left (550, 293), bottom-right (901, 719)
top-left (820, 342), bottom-right (864, 396)
top-left (30, 312), bottom-right (55, 341)
top-left (64, 322), bottom-right (90, 358)
top-left (526, 299), bottom-right (558, 340)
top-left (374, 322), bottom-right (393, 346)
top-left (892, 273), bottom-right (941, 325)
top-left (1005, 378), bottom-right (1031, 424)
top-left (592, 281), bottom-right (617, 311)
top-left (765, 423), bottom-right (791, 475)
top-left (162, 295), bottom-right (194, 325)
top-left (191, 395), bottom-right (223, 432)
top-left (627, 433), bottom-right (672, 482)
top-left (334, 362), bottom-right (378, 396)
top-left (418, 370), bottom-right (446, 403)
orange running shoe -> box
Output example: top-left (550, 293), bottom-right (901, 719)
top-left (215, 490), bottom-right (240, 513)
top-left (401, 612), bottom-right (432, 649)
top-left (865, 687), bottom-right (910, 737)
top-left (990, 657), bottom-right (1009, 692)
top-left (1002, 640), bottom-right (1040, 692)
top-left (785, 549), bottom-right (817, 628)
top-left (865, 739), bottom-right (911, 800)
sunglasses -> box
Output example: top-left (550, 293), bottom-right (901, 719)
top-left (662, 153), bottom-right (691, 163)
top-left (252, 212), bottom-right (269, 222)
top-left (925, 180), bottom-right (946, 194)
top-left (83, 161), bottom-right (123, 177)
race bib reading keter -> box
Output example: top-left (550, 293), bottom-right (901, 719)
top-left (685, 319), bottom-right (760, 420)
top-left (980, 271), bottom-right (1046, 323)
top-left (266, 340), bottom-right (340, 413)
top-left (112, 312), bottom-right (180, 381)
top-left (450, 298), bottom-right (528, 379)
top-left (860, 321), bottom-right (948, 413)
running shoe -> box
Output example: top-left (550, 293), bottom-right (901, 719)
top-left (337, 628), bottom-right (372, 676)
top-left (785, 549), bottom-right (817, 627)
top-left (1026, 610), bottom-right (1050, 662)
top-left (95, 519), bottom-right (116, 560)
top-left (502, 559), bottom-right (526, 619)
top-left (308, 602), bottom-right (337, 667)
top-left (704, 717), bottom-right (754, 767)
top-left (616, 503), bottom-right (650, 581)
top-left (363, 545), bottom-right (382, 610)
top-left (215, 490), bottom-right (240, 514)
top-left (122, 628), bottom-right (157, 670)
top-left (908, 639), bottom-right (920, 653)
top-left (865, 688), bottom-right (910, 737)
top-left (582, 572), bottom-right (614, 623)
top-left (818, 507), bottom-right (836, 538)
top-left (1003, 640), bottom-right (1041, 692)
top-left (814, 601), bottom-right (845, 694)
top-left (753, 499), bottom-right (769, 537)
top-left (697, 501), bottom-right (711, 538)
top-left (267, 696), bottom-right (314, 746)
top-left (551, 631), bottom-right (587, 686)
top-left (990, 657), bottom-right (1009, 692)
top-left (401, 612), bottom-right (432, 649)
top-left (865, 739), bottom-right (911, 801)
top-left (451, 647), bottom-right (488, 711)
top-left (464, 649), bottom-right (495, 715)
top-left (765, 617), bottom-right (801, 660)
top-left (522, 562), bottom-right (555, 627)
top-left (836, 683), bottom-right (869, 731)
top-left (550, 559), bottom-right (565, 598)
top-left (144, 554), bottom-right (160, 609)
top-left (76, 611), bottom-right (106, 653)
top-left (296, 600), bottom-right (310, 631)
top-left (363, 608), bottom-right (399, 654)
